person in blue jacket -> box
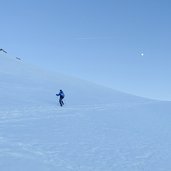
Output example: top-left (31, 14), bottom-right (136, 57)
top-left (56, 90), bottom-right (65, 106)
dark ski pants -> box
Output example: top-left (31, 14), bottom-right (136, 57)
top-left (59, 96), bottom-right (64, 106)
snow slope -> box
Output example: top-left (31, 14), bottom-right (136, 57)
top-left (0, 52), bottom-right (171, 171)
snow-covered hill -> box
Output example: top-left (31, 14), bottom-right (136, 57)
top-left (0, 52), bottom-right (171, 171)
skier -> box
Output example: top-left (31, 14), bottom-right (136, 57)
top-left (56, 90), bottom-right (65, 106)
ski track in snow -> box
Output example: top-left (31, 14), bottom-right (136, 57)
top-left (0, 102), bottom-right (152, 122)
top-left (0, 102), bottom-right (142, 121)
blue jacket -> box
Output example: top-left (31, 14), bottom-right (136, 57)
top-left (56, 91), bottom-right (65, 98)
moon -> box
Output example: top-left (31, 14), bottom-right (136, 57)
top-left (141, 53), bottom-right (144, 56)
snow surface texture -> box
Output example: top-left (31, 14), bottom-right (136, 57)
top-left (0, 52), bottom-right (171, 171)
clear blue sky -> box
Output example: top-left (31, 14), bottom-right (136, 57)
top-left (1, 0), bottom-right (171, 100)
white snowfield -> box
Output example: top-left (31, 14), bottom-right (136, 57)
top-left (0, 52), bottom-right (171, 171)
